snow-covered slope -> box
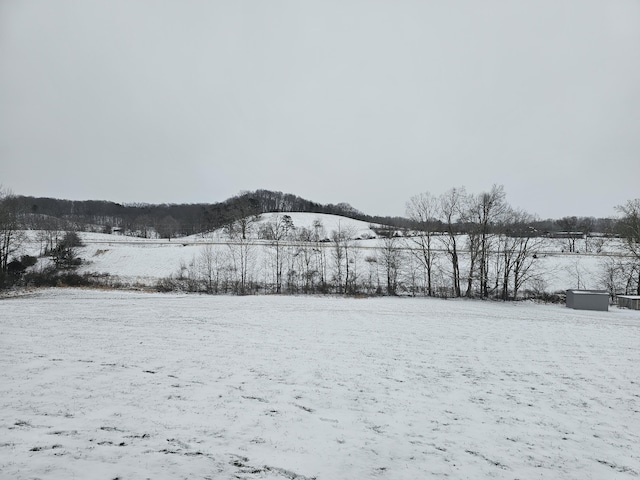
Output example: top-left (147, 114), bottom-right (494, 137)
top-left (73, 212), bottom-right (381, 285)
top-left (254, 212), bottom-right (379, 238)
top-left (189, 211), bottom-right (380, 241)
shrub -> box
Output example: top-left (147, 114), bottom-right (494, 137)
top-left (50, 232), bottom-right (83, 270)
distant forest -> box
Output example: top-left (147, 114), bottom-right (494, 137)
top-left (5, 188), bottom-right (617, 239)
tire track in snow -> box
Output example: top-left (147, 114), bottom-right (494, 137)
top-left (558, 312), bottom-right (640, 388)
top-left (536, 309), bottom-right (640, 477)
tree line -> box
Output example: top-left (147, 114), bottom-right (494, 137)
top-left (2, 188), bottom-right (617, 240)
top-left (2, 185), bottom-right (639, 297)
top-left (159, 186), bottom-right (640, 300)
top-left (3, 189), bottom-right (378, 238)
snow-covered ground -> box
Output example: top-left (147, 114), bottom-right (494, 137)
top-left (187, 212), bottom-right (380, 241)
top-left (16, 212), bottom-right (630, 294)
top-left (1, 289), bottom-right (639, 479)
top-left (71, 235), bottom-right (621, 294)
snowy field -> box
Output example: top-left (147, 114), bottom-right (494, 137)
top-left (69, 233), bottom-right (619, 294)
top-left (1, 289), bottom-right (639, 479)
top-left (18, 212), bottom-right (630, 294)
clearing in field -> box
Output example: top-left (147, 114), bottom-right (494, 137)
top-left (1, 289), bottom-right (639, 479)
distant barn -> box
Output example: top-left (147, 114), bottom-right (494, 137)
top-left (566, 289), bottom-right (609, 312)
top-left (618, 295), bottom-right (640, 311)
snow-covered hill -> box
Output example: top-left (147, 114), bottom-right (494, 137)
top-left (188, 212), bottom-right (381, 241)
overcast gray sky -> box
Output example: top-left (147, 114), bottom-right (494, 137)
top-left (1, 1), bottom-right (638, 219)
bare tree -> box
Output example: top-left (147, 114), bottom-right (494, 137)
top-left (462, 224), bottom-right (481, 297)
top-left (557, 216), bottom-right (580, 253)
top-left (406, 192), bottom-right (439, 296)
top-left (156, 215), bottom-right (180, 240)
top-left (346, 237), bottom-right (363, 294)
top-left (599, 256), bottom-right (629, 301)
top-left (225, 218), bottom-right (257, 294)
top-left (261, 214), bottom-right (294, 293)
top-left (0, 188), bottom-right (26, 285)
top-left (565, 257), bottom-right (592, 290)
top-left (331, 226), bottom-right (345, 294)
top-left (294, 227), bottom-right (317, 293)
top-left (466, 185), bottom-right (508, 298)
top-left (379, 232), bottom-right (403, 295)
top-left (312, 219), bottom-right (328, 292)
top-left (134, 214), bottom-right (154, 238)
top-left (497, 209), bottom-right (542, 300)
top-left (330, 223), bottom-right (357, 294)
top-left (36, 217), bottom-right (64, 256)
top-left (197, 243), bottom-right (224, 294)
top-left (439, 187), bottom-right (466, 297)
top-left (579, 217), bottom-right (596, 253)
top-left (615, 199), bottom-right (640, 294)
top-left (364, 255), bottom-right (380, 294)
